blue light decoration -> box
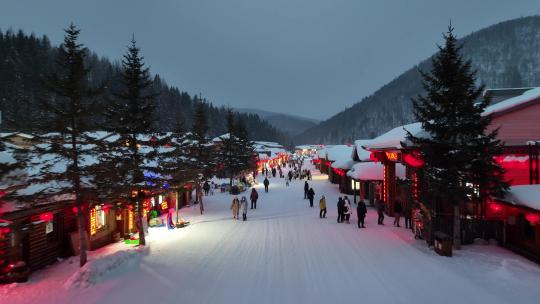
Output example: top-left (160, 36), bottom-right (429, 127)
top-left (143, 170), bottom-right (160, 187)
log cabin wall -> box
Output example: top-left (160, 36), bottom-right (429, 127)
top-left (487, 101), bottom-right (540, 146)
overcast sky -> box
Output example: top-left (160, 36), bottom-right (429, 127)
top-left (1, 1), bottom-right (539, 119)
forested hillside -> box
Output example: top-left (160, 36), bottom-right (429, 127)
top-left (296, 16), bottom-right (540, 144)
top-left (0, 29), bottom-right (290, 144)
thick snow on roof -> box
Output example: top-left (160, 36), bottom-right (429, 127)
top-left (483, 87), bottom-right (540, 116)
top-left (331, 159), bottom-right (356, 170)
top-left (347, 162), bottom-right (406, 181)
top-left (317, 147), bottom-right (327, 158)
top-left (366, 122), bottom-right (424, 150)
top-left (501, 185), bottom-right (540, 211)
top-left (212, 133), bottom-right (230, 142)
top-left (353, 140), bottom-right (372, 161)
top-left (325, 145), bottom-right (353, 162)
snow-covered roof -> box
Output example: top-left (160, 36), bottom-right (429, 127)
top-left (365, 122), bottom-right (424, 150)
top-left (317, 147), bottom-right (327, 158)
top-left (500, 185), bottom-right (540, 211)
top-left (331, 159), bottom-right (356, 170)
top-left (212, 133), bottom-right (230, 142)
top-left (325, 145), bottom-right (353, 162)
top-left (483, 87), bottom-right (540, 117)
top-left (353, 140), bottom-right (372, 161)
top-left (347, 162), bottom-right (406, 181)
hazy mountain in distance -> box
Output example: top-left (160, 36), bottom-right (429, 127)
top-left (295, 16), bottom-right (540, 145)
top-left (236, 108), bottom-right (320, 136)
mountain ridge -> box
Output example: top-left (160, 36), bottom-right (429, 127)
top-left (295, 15), bottom-right (540, 144)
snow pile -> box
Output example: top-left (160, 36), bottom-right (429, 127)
top-left (483, 87), bottom-right (540, 116)
top-left (63, 246), bottom-right (147, 289)
top-left (347, 162), bottom-right (406, 180)
top-left (501, 184), bottom-right (540, 211)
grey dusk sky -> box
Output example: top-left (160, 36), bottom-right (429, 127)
top-left (1, 0), bottom-right (539, 119)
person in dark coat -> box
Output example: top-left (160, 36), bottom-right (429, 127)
top-left (203, 181), bottom-right (210, 196)
top-left (404, 202), bottom-right (412, 229)
top-left (376, 197), bottom-right (385, 225)
top-left (304, 181), bottom-right (309, 199)
top-left (263, 178), bottom-right (270, 193)
top-left (250, 188), bottom-right (259, 209)
top-left (337, 197), bottom-right (345, 223)
top-left (393, 199), bottom-right (403, 227)
top-left (307, 188), bottom-right (315, 207)
top-left (357, 201), bottom-right (367, 228)
top-left (272, 167), bottom-right (277, 178)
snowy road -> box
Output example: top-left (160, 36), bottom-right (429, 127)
top-left (2, 161), bottom-right (540, 304)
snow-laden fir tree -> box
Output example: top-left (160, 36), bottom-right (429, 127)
top-left (101, 37), bottom-right (158, 246)
top-left (156, 130), bottom-right (199, 220)
top-left (216, 109), bottom-right (255, 188)
top-left (16, 24), bottom-right (104, 267)
top-left (407, 25), bottom-right (508, 249)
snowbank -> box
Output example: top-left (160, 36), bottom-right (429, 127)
top-left (63, 246), bottom-right (148, 289)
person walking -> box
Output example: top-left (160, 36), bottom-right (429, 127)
top-left (393, 199), bottom-right (403, 227)
top-left (230, 196), bottom-right (240, 219)
top-left (250, 188), bottom-right (259, 209)
top-left (304, 181), bottom-right (309, 199)
top-left (263, 177), bottom-right (270, 193)
top-left (308, 188), bottom-right (315, 207)
top-left (240, 196), bottom-right (248, 221)
top-left (319, 195), bottom-right (327, 218)
top-left (343, 196), bottom-right (351, 207)
top-left (343, 197), bottom-right (352, 224)
top-left (203, 181), bottom-right (210, 196)
top-left (337, 197), bottom-right (345, 223)
top-left (404, 202), bottom-right (412, 229)
top-left (357, 200), bottom-right (367, 228)
top-left (376, 197), bottom-right (385, 225)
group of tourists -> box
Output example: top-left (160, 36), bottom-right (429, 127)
top-left (230, 188), bottom-right (260, 221)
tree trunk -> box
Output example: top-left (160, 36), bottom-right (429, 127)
top-left (137, 199), bottom-right (146, 246)
top-left (76, 203), bottom-right (87, 267)
top-left (453, 204), bottom-right (461, 250)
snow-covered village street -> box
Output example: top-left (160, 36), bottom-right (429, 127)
top-left (2, 161), bottom-right (540, 304)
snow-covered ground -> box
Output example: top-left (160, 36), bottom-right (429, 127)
top-left (2, 161), bottom-right (540, 304)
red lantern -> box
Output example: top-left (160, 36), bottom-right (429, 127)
top-left (370, 152), bottom-right (380, 162)
top-left (489, 203), bottom-right (503, 213)
top-left (525, 213), bottom-right (540, 225)
top-left (403, 152), bottom-right (424, 168)
top-left (39, 212), bottom-right (54, 222)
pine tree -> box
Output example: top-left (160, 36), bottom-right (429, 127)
top-left (234, 118), bottom-right (256, 175)
top-left (17, 24), bottom-right (103, 267)
top-left (408, 25), bottom-right (508, 249)
top-left (102, 37), bottom-right (158, 246)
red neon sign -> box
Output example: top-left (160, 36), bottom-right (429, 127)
top-left (385, 152), bottom-right (399, 162)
